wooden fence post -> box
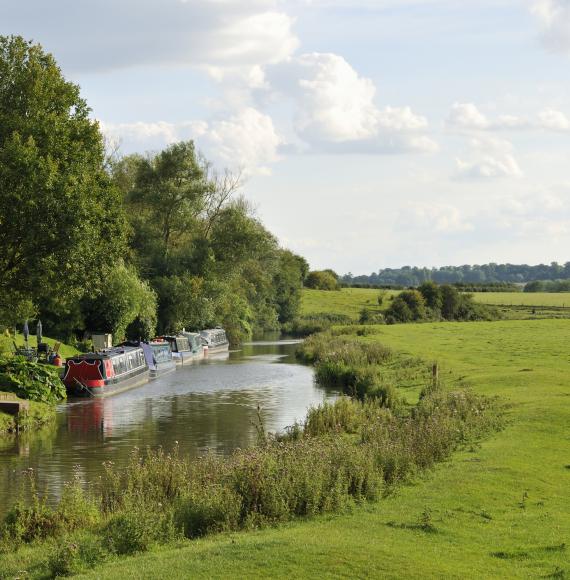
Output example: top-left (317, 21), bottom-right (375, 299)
top-left (432, 363), bottom-right (439, 387)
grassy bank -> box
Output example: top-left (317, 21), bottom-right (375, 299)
top-left (51, 318), bottom-right (569, 579)
top-left (0, 395), bottom-right (55, 434)
top-left (2, 334), bottom-right (80, 360)
top-left (300, 288), bottom-right (396, 320)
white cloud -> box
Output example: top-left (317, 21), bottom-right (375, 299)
top-left (101, 108), bottom-right (282, 175)
top-left (447, 103), bottom-right (490, 130)
top-left (404, 203), bottom-right (474, 234)
top-left (455, 136), bottom-right (523, 180)
top-left (0, 1), bottom-right (298, 74)
top-left (294, 53), bottom-right (381, 142)
top-left (272, 52), bottom-right (436, 154)
top-left (195, 108), bottom-right (282, 175)
top-left (100, 120), bottom-right (181, 145)
top-left (484, 187), bottom-right (570, 237)
top-left (447, 102), bottom-right (570, 132)
top-left (532, 0), bottom-right (570, 54)
top-left (537, 108), bottom-right (570, 130)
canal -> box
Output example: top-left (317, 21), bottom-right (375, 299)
top-left (0, 338), bottom-right (337, 515)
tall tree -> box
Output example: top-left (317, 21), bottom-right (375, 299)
top-left (0, 36), bottom-right (126, 315)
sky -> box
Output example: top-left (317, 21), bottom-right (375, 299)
top-left (2, 0), bottom-right (570, 274)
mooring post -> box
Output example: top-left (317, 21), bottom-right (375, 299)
top-left (432, 363), bottom-right (439, 387)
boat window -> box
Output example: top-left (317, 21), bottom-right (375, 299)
top-left (152, 344), bottom-right (171, 363)
top-left (176, 337), bottom-right (190, 352)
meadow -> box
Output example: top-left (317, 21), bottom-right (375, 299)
top-left (5, 318), bottom-right (560, 579)
top-left (300, 288), bottom-right (397, 320)
top-left (471, 291), bottom-right (570, 307)
top-left (301, 287), bottom-right (570, 322)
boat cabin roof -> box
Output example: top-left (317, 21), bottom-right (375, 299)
top-left (67, 345), bottom-right (143, 361)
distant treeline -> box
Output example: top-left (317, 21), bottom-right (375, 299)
top-left (341, 282), bottom-right (520, 292)
top-left (342, 263), bottom-right (570, 287)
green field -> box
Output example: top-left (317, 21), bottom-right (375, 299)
top-left (472, 291), bottom-right (570, 307)
top-left (301, 288), bottom-right (397, 319)
top-left (301, 288), bottom-right (570, 322)
top-left (41, 318), bottom-right (566, 579)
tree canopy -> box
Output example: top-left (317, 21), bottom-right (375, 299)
top-left (0, 35), bottom-right (126, 316)
top-left (0, 37), bottom-right (308, 345)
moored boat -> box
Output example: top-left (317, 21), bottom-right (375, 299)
top-left (180, 331), bottom-right (205, 361)
top-left (63, 346), bottom-right (149, 397)
top-left (148, 340), bottom-right (177, 377)
top-left (161, 335), bottom-right (195, 364)
top-left (200, 328), bottom-right (229, 354)
top-left (119, 340), bottom-right (177, 378)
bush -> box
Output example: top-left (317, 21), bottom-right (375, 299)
top-left (105, 506), bottom-right (177, 555)
top-left (47, 533), bottom-right (108, 577)
top-left (304, 271), bottom-right (340, 291)
top-left (48, 539), bottom-right (81, 577)
top-left (0, 358), bottom-right (66, 403)
top-left (385, 290), bottom-right (426, 323)
top-left (359, 308), bottom-right (385, 324)
top-left (282, 313), bottom-right (353, 337)
top-left (175, 486), bottom-right (241, 538)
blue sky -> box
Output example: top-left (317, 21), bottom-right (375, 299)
top-left (2, 0), bottom-right (570, 274)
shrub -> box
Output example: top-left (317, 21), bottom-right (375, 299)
top-left (104, 506), bottom-right (177, 555)
top-left (48, 539), bottom-right (80, 577)
top-left (175, 486), bottom-right (241, 538)
top-left (385, 290), bottom-right (426, 323)
top-left (0, 358), bottom-right (66, 403)
top-left (304, 271), bottom-right (340, 291)
top-left (283, 313), bottom-right (353, 337)
top-left (359, 308), bottom-right (385, 324)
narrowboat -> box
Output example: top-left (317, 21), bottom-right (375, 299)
top-left (161, 335), bottom-right (195, 364)
top-left (200, 328), bottom-right (230, 354)
top-left (119, 340), bottom-right (177, 378)
top-left (63, 346), bottom-right (149, 397)
top-left (180, 331), bottom-right (205, 361)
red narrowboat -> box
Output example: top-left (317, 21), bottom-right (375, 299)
top-left (63, 346), bottom-right (149, 397)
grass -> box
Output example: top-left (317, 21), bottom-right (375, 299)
top-left (42, 319), bottom-right (567, 578)
top-left (301, 288), bottom-right (397, 320)
top-left (0, 395), bottom-right (55, 434)
top-left (471, 291), bottom-right (570, 308)
top-left (301, 288), bottom-right (570, 323)
top-left (7, 333), bottom-right (80, 360)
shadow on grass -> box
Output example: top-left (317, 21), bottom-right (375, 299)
top-left (491, 543), bottom-right (566, 561)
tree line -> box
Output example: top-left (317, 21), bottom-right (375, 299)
top-left (0, 36), bottom-right (308, 346)
top-left (342, 262), bottom-right (570, 287)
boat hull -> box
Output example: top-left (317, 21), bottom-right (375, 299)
top-left (172, 351), bottom-right (203, 364)
top-left (67, 369), bottom-right (150, 398)
top-left (149, 360), bottom-right (177, 378)
top-left (204, 343), bottom-right (230, 355)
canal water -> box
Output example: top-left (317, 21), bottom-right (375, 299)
top-left (0, 338), bottom-right (337, 516)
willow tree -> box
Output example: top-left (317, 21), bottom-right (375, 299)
top-left (0, 36), bottom-right (126, 318)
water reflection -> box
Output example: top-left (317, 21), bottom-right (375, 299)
top-left (0, 339), bottom-right (336, 514)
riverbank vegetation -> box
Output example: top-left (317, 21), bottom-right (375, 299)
top-left (0, 334), bottom-right (502, 577)
top-left (0, 356), bottom-right (66, 434)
